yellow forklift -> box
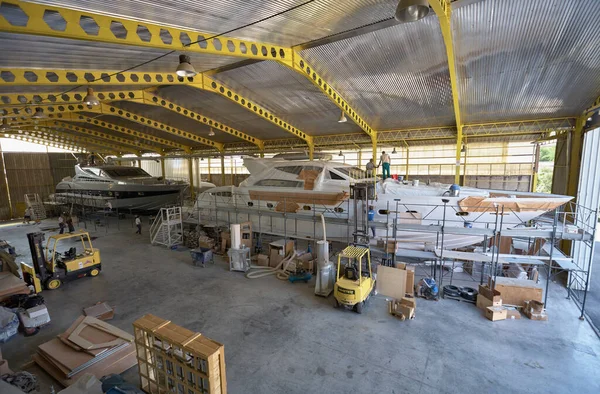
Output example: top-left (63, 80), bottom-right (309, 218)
top-left (21, 231), bottom-right (101, 292)
top-left (333, 246), bottom-right (375, 313)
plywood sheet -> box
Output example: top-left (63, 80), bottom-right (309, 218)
top-left (376, 266), bottom-right (407, 300)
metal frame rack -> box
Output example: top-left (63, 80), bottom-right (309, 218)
top-left (381, 201), bottom-right (597, 319)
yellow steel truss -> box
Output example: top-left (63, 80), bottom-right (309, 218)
top-left (98, 103), bottom-right (222, 151)
top-left (46, 112), bottom-right (190, 151)
top-left (49, 121), bottom-right (163, 153)
top-left (428, 0), bottom-right (463, 184)
top-left (3, 132), bottom-right (87, 151)
top-left (0, 90), bottom-right (143, 107)
top-left (0, 1), bottom-right (293, 63)
top-left (141, 90), bottom-right (264, 149)
top-left (196, 75), bottom-right (314, 151)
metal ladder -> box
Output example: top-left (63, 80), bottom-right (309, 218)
top-left (150, 207), bottom-right (183, 248)
top-left (25, 193), bottom-right (47, 220)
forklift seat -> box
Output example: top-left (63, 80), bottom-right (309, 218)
top-left (344, 266), bottom-right (359, 281)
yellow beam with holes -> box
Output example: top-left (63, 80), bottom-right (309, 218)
top-left (141, 90), bottom-right (264, 150)
top-left (99, 103), bottom-right (223, 151)
top-left (0, 68), bottom-right (189, 86)
top-left (195, 75), bottom-right (313, 149)
top-left (0, 1), bottom-right (293, 64)
top-left (49, 121), bottom-right (163, 153)
top-left (0, 90), bottom-right (144, 107)
top-left (428, 0), bottom-right (463, 184)
top-left (47, 112), bottom-right (190, 151)
top-left (4, 132), bottom-right (88, 151)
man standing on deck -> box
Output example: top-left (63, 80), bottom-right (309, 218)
top-left (378, 151), bottom-right (391, 180)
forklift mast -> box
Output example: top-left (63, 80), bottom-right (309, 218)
top-left (27, 232), bottom-right (50, 279)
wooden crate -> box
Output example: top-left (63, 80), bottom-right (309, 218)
top-left (133, 315), bottom-right (226, 394)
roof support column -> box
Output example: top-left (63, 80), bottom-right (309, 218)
top-left (160, 156), bottom-right (166, 179)
top-left (188, 157), bottom-right (195, 201)
top-left (371, 133), bottom-right (378, 163)
top-left (567, 116), bottom-right (585, 198)
top-left (429, 0), bottom-right (463, 185)
top-left (221, 154), bottom-right (226, 186)
top-left (308, 143), bottom-right (314, 161)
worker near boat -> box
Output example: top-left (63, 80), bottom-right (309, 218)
top-left (378, 151), bottom-right (391, 180)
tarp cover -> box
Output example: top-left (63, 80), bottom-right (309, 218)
top-left (459, 196), bottom-right (568, 212)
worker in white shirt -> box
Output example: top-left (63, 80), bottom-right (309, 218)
top-left (135, 215), bottom-right (142, 235)
top-left (378, 151), bottom-right (391, 180)
top-left (58, 213), bottom-right (66, 234)
top-left (365, 159), bottom-right (376, 178)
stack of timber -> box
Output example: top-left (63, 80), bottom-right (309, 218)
top-left (33, 316), bottom-right (136, 386)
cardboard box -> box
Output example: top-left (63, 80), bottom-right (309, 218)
top-left (485, 306), bottom-right (507, 321)
top-left (478, 284), bottom-right (502, 303)
top-left (398, 305), bottom-right (415, 320)
top-left (400, 295), bottom-right (416, 310)
top-left (523, 300), bottom-right (548, 321)
top-left (476, 294), bottom-right (502, 310)
top-left (385, 240), bottom-right (398, 253)
top-left (490, 277), bottom-right (543, 307)
top-left (506, 308), bottom-right (521, 320)
top-left (240, 222), bottom-right (253, 251)
top-left (376, 266), bottom-right (407, 299)
top-left (257, 254), bottom-right (270, 267)
top-left (396, 262), bottom-right (407, 270)
top-left (405, 266), bottom-right (415, 296)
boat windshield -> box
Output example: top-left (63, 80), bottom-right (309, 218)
top-left (335, 167), bottom-right (367, 179)
top-left (102, 168), bottom-right (152, 178)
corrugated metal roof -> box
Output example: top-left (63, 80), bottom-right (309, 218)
top-left (28, 0), bottom-right (399, 46)
top-left (156, 85), bottom-right (298, 139)
top-left (0, 32), bottom-right (238, 72)
top-left (300, 14), bottom-right (455, 130)
top-left (212, 61), bottom-right (363, 136)
top-left (454, 0), bottom-right (600, 123)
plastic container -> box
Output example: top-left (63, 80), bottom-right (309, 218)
top-left (0, 307), bottom-right (18, 343)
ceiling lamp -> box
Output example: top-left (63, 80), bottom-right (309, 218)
top-left (392, 147), bottom-right (397, 154)
top-left (31, 107), bottom-right (45, 119)
top-left (83, 87), bottom-right (100, 106)
top-left (338, 150), bottom-right (344, 156)
top-left (208, 128), bottom-right (215, 136)
top-left (0, 118), bottom-right (10, 131)
top-left (338, 110), bottom-right (347, 123)
top-left (395, 0), bottom-right (430, 23)
top-left (176, 54), bottom-right (197, 78)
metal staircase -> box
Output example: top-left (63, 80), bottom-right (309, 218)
top-left (150, 207), bottom-right (183, 248)
top-left (25, 193), bottom-right (46, 221)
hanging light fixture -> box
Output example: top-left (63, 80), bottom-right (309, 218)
top-left (461, 144), bottom-right (466, 153)
top-left (0, 118), bottom-right (10, 131)
top-left (338, 110), bottom-right (347, 123)
top-left (83, 87), bottom-right (100, 106)
top-left (176, 54), bottom-right (197, 77)
top-left (392, 147), bottom-right (397, 154)
top-left (395, 0), bottom-right (430, 23)
top-left (208, 128), bottom-right (215, 136)
top-left (338, 150), bottom-right (344, 156)
top-left (31, 107), bottom-right (45, 119)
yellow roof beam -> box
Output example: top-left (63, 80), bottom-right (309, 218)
top-left (288, 54), bottom-right (375, 139)
top-left (98, 103), bottom-right (223, 151)
top-left (0, 90), bottom-right (144, 107)
top-left (0, 1), bottom-right (293, 64)
top-left (2, 131), bottom-right (87, 151)
top-left (48, 112), bottom-right (189, 151)
top-left (48, 120), bottom-right (162, 154)
top-left (194, 75), bottom-right (313, 148)
top-left (141, 90), bottom-right (264, 150)
top-left (14, 127), bottom-right (132, 154)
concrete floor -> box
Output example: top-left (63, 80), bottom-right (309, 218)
top-left (2, 217), bottom-right (600, 394)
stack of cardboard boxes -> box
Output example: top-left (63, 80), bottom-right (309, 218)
top-left (476, 277), bottom-right (546, 322)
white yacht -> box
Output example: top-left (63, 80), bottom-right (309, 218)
top-left (195, 158), bottom-right (572, 248)
top-left (55, 165), bottom-right (215, 211)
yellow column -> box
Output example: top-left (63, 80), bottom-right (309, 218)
top-left (531, 144), bottom-right (540, 192)
top-left (308, 144), bottom-right (314, 161)
top-left (207, 157), bottom-right (211, 183)
top-left (461, 144), bottom-right (468, 186)
top-left (567, 116), bottom-right (585, 197)
top-left (405, 147), bottom-right (409, 181)
top-left (137, 159), bottom-right (142, 168)
top-left (455, 125), bottom-right (463, 185)
top-left (188, 157), bottom-right (195, 200)
top-left (371, 133), bottom-right (377, 162)
top-left (220, 154), bottom-right (225, 186)
top-left (160, 156), bottom-right (166, 179)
